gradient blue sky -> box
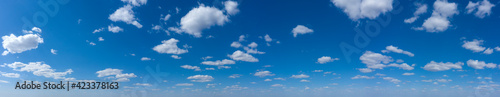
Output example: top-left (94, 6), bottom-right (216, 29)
top-left (1, 0), bottom-right (500, 97)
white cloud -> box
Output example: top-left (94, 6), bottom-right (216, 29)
top-left (133, 83), bottom-right (152, 87)
top-left (466, 0), bottom-right (495, 18)
top-left (92, 28), bottom-right (105, 33)
top-left (121, 0), bottom-right (147, 6)
top-left (178, 4), bottom-right (230, 37)
top-left (417, 0), bottom-right (458, 32)
top-left (405, 4), bottom-right (427, 23)
top-left (358, 68), bottom-right (373, 73)
top-left (0, 72), bottom-right (20, 78)
top-left (231, 42), bottom-right (242, 48)
top-left (201, 59), bottom-right (235, 66)
top-left (153, 38), bottom-right (188, 54)
top-left (22, 27), bottom-right (42, 34)
top-left (387, 63), bottom-right (414, 70)
top-left (180, 65), bottom-right (201, 71)
top-left (462, 39), bottom-right (486, 53)
top-left (402, 73), bottom-right (414, 76)
top-left (495, 47), bottom-right (500, 51)
top-left (483, 48), bottom-right (493, 54)
top-left (171, 55), bottom-right (181, 59)
top-left (243, 47), bottom-right (265, 54)
top-left (98, 37), bottom-right (104, 41)
top-left (229, 74), bottom-right (242, 78)
top-left (0, 80), bottom-right (8, 83)
top-left (381, 45), bottom-right (414, 57)
top-left (254, 71), bottom-right (275, 77)
top-left (108, 24), bottom-right (124, 33)
top-left (224, 85), bottom-right (248, 90)
top-left (2, 33), bottom-right (43, 56)
top-left (187, 75), bottom-right (214, 82)
top-left (162, 14), bottom-right (171, 21)
top-left (176, 83), bottom-right (193, 86)
top-left (423, 61), bottom-right (464, 71)
top-left (300, 79), bottom-right (310, 82)
top-left (264, 79), bottom-right (272, 81)
top-left (238, 35), bottom-right (246, 42)
top-left (109, 5), bottom-right (143, 28)
top-left (360, 51), bottom-right (393, 69)
top-left (291, 74), bottom-right (310, 79)
top-left (96, 68), bottom-right (137, 82)
top-left (292, 25), bottom-right (313, 37)
top-left (351, 75), bottom-right (374, 79)
top-left (271, 84), bottom-right (283, 87)
top-left (467, 59), bottom-right (497, 69)
top-left (383, 77), bottom-right (401, 84)
top-left (229, 50), bottom-right (258, 62)
top-left (331, 0), bottom-right (394, 20)
top-left (247, 42), bottom-right (258, 48)
top-left (4, 62), bottom-right (74, 80)
top-left (264, 34), bottom-right (272, 42)
top-left (312, 70), bottom-right (323, 72)
top-left (50, 49), bottom-right (57, 55)
top-left (140, 57), bottom-right (151, 61)
top-left (436, 79), bottom-right (452, 83)
top-left (224, 1), bottom-right (239, 15)
top-left (317, 56), bottom-right (339, 64)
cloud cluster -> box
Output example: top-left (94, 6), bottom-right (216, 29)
top-left (423, 61), bottom-right (463, 71)
top-left (466, 0), bottom-right (495, 18)
top-left (109, 5), bottom-right (143, 28)
top-left (331, 0), bottom-right (394, 20)
top-left (316, 56), bottom-right (339, 64)
top-left (417, 0), bottom-right (458, 32)
top-left (4, 62), bottom-right (74, 80)
top-left (2, 27), bottom-right (44, 56)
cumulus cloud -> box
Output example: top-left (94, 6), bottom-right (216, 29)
top-left (4, 62), bottom-right (73, 80)
top-left (177, 4), bottom-right (232, 37)
top-left (108, 24), bottom-right (124, 33)
top-left (402, 72), bottom-right (414, 76)
top-left (466, 0), bottom-right (495, 18)
top-left (467, 59), bottom-right (497, 69)
top-left (264, 34), bottom-right (272, 42)
top-left (417, 0), bottom-right (458, 32)
top-left (229, 50), bottom-right (258, 62)
top-left (388, 63), bottom-right (415, 70)
top-left (224, 1), bottom-right (239, 15)
top-left (121, 0), bottom-right (147, 6)
top-left (381, 45), bottom-right (414, 57)
top-left (153, 38), bottom-right (188, 55)
top-left (291, 74), bottom-right (310, 79)
top-left (360, 51), bottom-right (393, 69)
top-left (351, 75), bottom-right (374, 79)
top-left (230, 42), bottom-right (242, 48)
top-left (96, 68), bottom-right (137, 82)
top-left (187, 75), bottom-right (214, 82)
top-left (2, 32), bottom-right (43, 56)
top-left (462, 39), bottom-right (486, 53)
top-left (254, 71), bottom-right (275, 77)
top-left (405, 4), bottom-right (427, 23)
top-left (331, 0), bottom-right (394, 20)
top-left (483, 48), bottom-right (494, 54)
top-left (292, 25), bottom-right (313, 37)
top-left (316, 56), bottom-right (339, 64)
top-left (109, 5), bottom-right (142, 28)
top-left (201, 59), bottom-right (235, 66)
top-left (180, 65), bottom-right (201, 71)
top-left (423, 61), bottom-right (464, 71)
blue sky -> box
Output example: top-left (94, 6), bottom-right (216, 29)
top-left (1, 0), bottom-right (500, 97)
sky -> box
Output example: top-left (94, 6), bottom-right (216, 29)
top-left (0, 0), bottom-right (500, 97)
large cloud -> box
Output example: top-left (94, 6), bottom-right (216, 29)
top-left (423, 61), bottom-right (463, 71)
top-left (462, 39), bottom-right (486, 53)
top-left (109, 5), bottom-right (143, 28)
top-left (153, 38), bottom-right (188, 55)
top-left (176, 2), bottom-right (239, 37)
top-left (417, 0), bottom-right (458, 32)
top-left (4, 62), bottom-right (74, 80)
top-left (331, 0), bottom-right (394, 20)
top-left (466, 0), bottom-right (495, 18)
top-left (466, 59), bottom-right (497, 69)
top-left (2, 33), bottom-right (43, 56)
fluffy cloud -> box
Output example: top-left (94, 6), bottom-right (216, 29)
top-left (201, 59), bottom-right (235, 66)
top-left (224, 1), bottom-right (240, 15)
top-left (331, 0), bottom-right (393, 20)
top-left (351, 75), bottom-right (374, 79)
top-left (291, 74), bottom-right (310, 79)
top-left (108, 24), bottom-right (124, 33)
top-left (243, 47), bottom-right (265, 54)
top-left (121, 0), bottom-right (147, 6)
top-left (360, 51), bottom-right (393, 69)
top-left (230, 42), bottom-right (242, 48)
top-left (466, 0), bottom-right (495, 18)
top-left (402, 73), bottom-right (414, 76)
top-left (109, 5), bottom-right (142, 28)
top-left (187, 75), bottom-right (214, 82)
top-left (2, 32), bottom-right (43, 56)
top-left (462, 39), bottom-right (486, 53)
top-left (388, 63), bottom-right (415, 70)
top-left (96, 68), bottom-right (137, 82)
top-left (153, 38), bottom-right (188, 54)
top-left (50, 49), bottom-right (57, 54)
top-left (264, 34), bottom-right (272, 42)
top-left (405, 4), bottom-right (427, 23)
top-left (171, 55), bottom-right (181, 59)
top-left (317, 56), bottom-right (339, 64)
top-left (417, 0), bottom-right (458, 32)
top-left (381, 45), bottom-right (414, 57)
top-left (177, 4), bottom-right (234, 37)
top-left (254, 71), bottom-right (275, 77)
top-left (5, 62), bottom-right (73, 80)
top-left (229, 50), bottom-right (258, 62)
top-left (180, 65), bottom-right (201, 71)
top-left (467, 59), bottom-right (497, 69)
top-left (292, 25), bottom-right (313, 37)
top-left (423, 61), bottom-right (464, 71)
